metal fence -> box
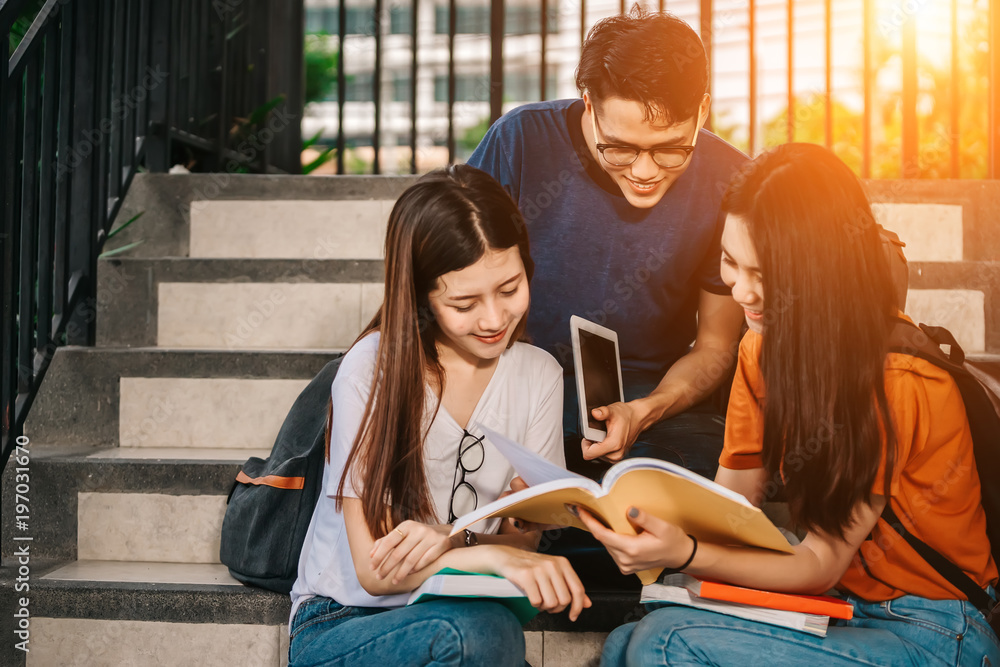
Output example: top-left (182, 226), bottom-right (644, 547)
top-left (318, 0), bottom-right (1000, 179)
top-left (0, 0), bottom-right (299, 472)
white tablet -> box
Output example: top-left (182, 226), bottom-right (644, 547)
top-left (570, 315), bottom-right (625, 442)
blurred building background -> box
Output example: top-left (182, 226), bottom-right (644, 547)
top-left (302, 0), bottom-right (992, 178)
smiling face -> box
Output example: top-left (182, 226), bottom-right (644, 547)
top-left (720, 214), bottom-right (765, 334)
top-left (583, 93), bottom-right (709, 209)
top-left (427, 247), bottom-right (530, 364)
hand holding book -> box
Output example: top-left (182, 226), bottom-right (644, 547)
top-left (575, 505), bottom-right (700, 576)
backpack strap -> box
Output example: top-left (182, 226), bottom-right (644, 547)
top-left (881, 503), bottom-right (995, 614)
top-left (884, 318), bottom-right (998, 617)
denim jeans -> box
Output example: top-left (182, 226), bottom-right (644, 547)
top-left (563, 370), bottom-right (726, 482)
top-left (600, 591), bottom-right (1000, 666)
top-left (288, 595), bottom-right (527, 667)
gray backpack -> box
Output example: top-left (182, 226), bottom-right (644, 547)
top-left (220, 356), bottom-right (343, 592)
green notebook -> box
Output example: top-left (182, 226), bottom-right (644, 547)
top-left (406, 568), bottom-right (539, 624)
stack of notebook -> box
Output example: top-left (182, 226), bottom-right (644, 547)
top-left (641, 573), bottom-right (855, 637)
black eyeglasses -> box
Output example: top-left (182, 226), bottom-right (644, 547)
top-left (448, 431), bottom-right (485, 523)
top-left (592, 112), bottom-right (696, 169)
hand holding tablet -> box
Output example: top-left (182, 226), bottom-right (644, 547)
top-left (570, 315), bottom-right (625, 444)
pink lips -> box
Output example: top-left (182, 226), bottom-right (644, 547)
top-left (625, 178), bottom-right (662, 194)
top-left (473, 327), bottom-right (508, 345)
top-left (744, 309), bottom-right (764, 321)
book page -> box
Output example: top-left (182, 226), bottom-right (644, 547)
top-left (602, 457), bottom-right (753, 507)
top-left (479, 425), bottom-right (588, 488)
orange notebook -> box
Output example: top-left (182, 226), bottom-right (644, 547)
top-left (668, 574), bottom-right (854, 620)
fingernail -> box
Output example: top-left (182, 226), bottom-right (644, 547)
top-left (628, 507), bottom-right (639, 518)
top-left (565, 504), bottom-right (579, 517)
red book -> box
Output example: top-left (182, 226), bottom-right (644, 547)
top-left (669, 574), bottom-right (854, 620)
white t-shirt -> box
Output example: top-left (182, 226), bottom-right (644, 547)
top-left (289, 332), bottom-right (565, 622)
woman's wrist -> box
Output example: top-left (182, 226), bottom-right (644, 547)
top-left (672, 534), bottom-right (698, 570)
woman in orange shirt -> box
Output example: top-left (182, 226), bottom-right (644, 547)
top-left (585, 143), bottom-right (1000, 665)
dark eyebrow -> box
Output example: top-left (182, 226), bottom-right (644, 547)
top-left (448, 273), bottom-right (522, 301)
top-left (600, 134), bottom-right (691, 148)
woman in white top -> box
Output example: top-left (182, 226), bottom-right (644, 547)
top-left (289, 165), bottom-right (591, 666)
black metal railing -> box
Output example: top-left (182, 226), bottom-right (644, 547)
top-left (318, 0), bottom-right (999, 180)
top-left (0, 0), bottom-right (302, 475)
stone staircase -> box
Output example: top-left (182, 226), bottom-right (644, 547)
top-left (2, 173), bottom-right (998, 667)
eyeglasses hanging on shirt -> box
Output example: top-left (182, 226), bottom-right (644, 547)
top-left (448, 431), bottom-right (485, 523)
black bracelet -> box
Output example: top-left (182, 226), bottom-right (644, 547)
top-left (676, 534), bottom-right (698, 571)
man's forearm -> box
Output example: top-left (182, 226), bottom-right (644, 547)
top-left (631, 341), bottom-right (739, 430)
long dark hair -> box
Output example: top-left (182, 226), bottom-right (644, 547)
top-left (331, 164), bottom-right (534, 539)
top-left (723, 143), bottom-right (897, 540)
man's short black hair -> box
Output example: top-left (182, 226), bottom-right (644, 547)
top-left (576, 6), bottom-right (709, 125)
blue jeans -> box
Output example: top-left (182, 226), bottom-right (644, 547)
top-left (563, 370), bottom-right (726, 481)
top-left (288, 595), bottom-right (527, 666)
top-left (600, 592), bottom-right (1000, 666)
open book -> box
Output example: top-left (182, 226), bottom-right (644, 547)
top-left (406, 568), bottom-right (538, 624)
top-left (450, 426), bottom-right (794, 585)
top-left (641, 573), bottom-right (854, 637)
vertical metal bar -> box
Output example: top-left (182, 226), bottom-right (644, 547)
top-left (489, 0), bottom-right (504, 125)
top-left (540, 0), bottom-right (547, 101)
top-left (216, 0), bottom-right (229, 170)
top-left (2, 82), bottom-right (19, 440)
top-left (19, 62), bottom-right (37, 394)
top-left (198, 0), bottom-right (211, 153)
top-left (186, 0), bottom-right (200, 139)
top-left (950, 0), bottom-right (960, 179)
top-left (54, 0), bottom-right (75, 311)
top-left (135, 0), bottom-right (151, 146)
top-left (94, 0), bottom-right (113, 230)
top-left (410, 0), bottom-right (419, 174)
top-left (824, 0), bottom-right (832, 149)
top-left (38, 31), bottom-right (59, 353)
top-left (107, 0), bottom-right (126, 204)
top-left (580, 0), bottom-right (586, 47)
top-left (700, 0), bottom-right (713, 133)
top-left (446, 0), bottom-right (456, 163)
top-left (862, 0), bottom-right (872, 178)
top-left (748, 0), bottom-right (755, 156)
top-left (786, 0), bottom-right (793, 143)
top-left (992, 0), bottom-right (1000, 178)
top-left (336, 0), bottom-right (346, 173)
top-left (902, 11), bottom-right (918, 178)
top-left (120, 0), bottom-right (138, 176)
top-left (373, 0), bottom-right (383, 174)
top-left (619, 0), bottom-right (625, 14)
top-left (659, 0), bottom-right (664, 12)
top-left (146, 0), bottom-right (171, 172)
top-left (67, 0), bottom-right (98, 345)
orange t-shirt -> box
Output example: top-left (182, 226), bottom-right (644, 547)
top-left (720, 328), bottom-right (998, 601)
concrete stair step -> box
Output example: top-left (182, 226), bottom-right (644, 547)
top-left (106, 173), bottom-right (418, 259)
top-left (97, 257), bottom-right (383, 348)
top-left (1, 558), bottom-right (632, 666)
top-left (25, 347), bottom-right (338, 449)
top-left (156, 281), bottom-right (382, 350)
top-left (1, 446), bottom-right (253, 562)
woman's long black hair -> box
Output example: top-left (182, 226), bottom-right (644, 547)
top-left (332, 164), bottom-right (533, 538)
top-left (724, 143), bottom-right (898, 539)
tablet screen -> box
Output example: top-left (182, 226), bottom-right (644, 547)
top-left (579, 329), bottom-right (622, 430)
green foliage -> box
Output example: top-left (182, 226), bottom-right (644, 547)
top-left (459, 116), bottom-right (491, 153)
top-left (9, 0), bottom-right (45, 56)
top-left (305, 33), bottom-right (339, 105)
top-left (99, 212), bottom-right (146, 259)
top-left (302, 128), bottom-right (336, 174)
top-left (756, 6), bottom-right (989, 179)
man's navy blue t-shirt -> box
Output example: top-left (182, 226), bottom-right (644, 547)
top-left (467, 99), bottom-right (748, 377)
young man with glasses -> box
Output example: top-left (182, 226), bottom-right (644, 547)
top-left (467, 9), bottom-right (747, 482)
